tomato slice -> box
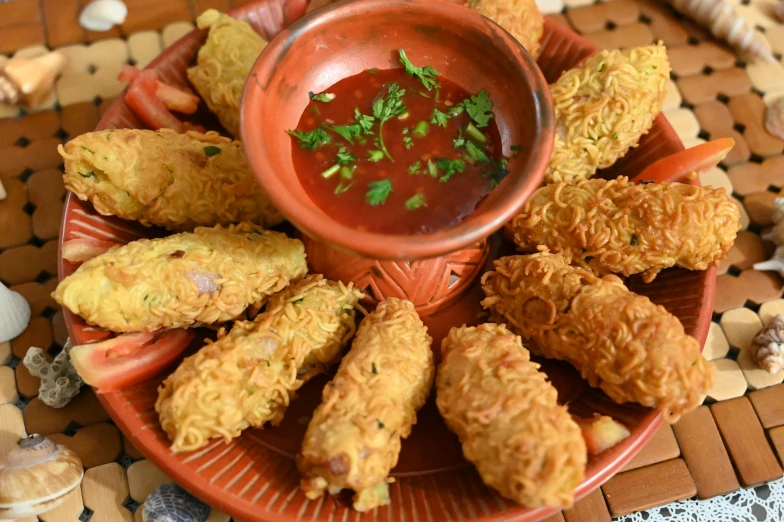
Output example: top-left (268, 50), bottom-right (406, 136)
top-left (119, 65), bottom-right (199, 114)
top-left (70, 329), bottom-right (195, 390)
top-left (117, 64), bottom-right (140, 83)
top-left (125, 69), bottom-right (187, 132)
top-left (62, 238), bottom-right (120, 263)
top-left (631, 138), bottom-right (735, 184)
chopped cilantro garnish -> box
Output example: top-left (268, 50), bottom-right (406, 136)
top-left (371, 362), bottom-right (378, 374)
top-left (321, 164), bottom-right (341, 178)
top-left (366, 68), bottom-right (378, 75)
top-left (335, 180), bottom-right (354, 194)
top-left (398, 49), bottom-right (440, 91)
top-left (366, 179), bottom-right (392, 205)
top-left (354, 108), bottom-right (375, 134)
top-left (427, 159), bottom-right (438, 177)
top-left (309, 91), bottom-right (335, 102)
top-left (81, 146), bottom-right (95, 154)
top-left (335, 146), bottom-right (356, 166)
top-left (413, 120), bottom-right (429, 137)
top-left (367, 150), bottom-right (385, 162)
top-left (461, 89), bottom-right (493, 128)
top-left (377, 419), bottom-right (385, 429)
top-left (404, 135), bottom-right (414, 149)
top-left (437, 158), bottom-right (465, 183)
top-left (286, 128), bottom-right (330, 150)
top-left (372, 83), bottom-right (407, 161)
top-left (408, 161), bottom-right (422, 175)
top-left (430, 108), bottom-right (449, 128)
top-left (584, 255), bottom-right (594, 263)
top-left (464, 141), bottom-right (490, 164)
top-left (405, 193), bottom-right (427, 210)
top-left (453, 130), bottom-right (466, 148)
top-left (630, 234), bottom-right (639, 246)
top-left (613, 132), bottom-right (619, 140)
top-left (599, 63), bottom-right (606, 72)
top-left (203, 145), bottom-right (221, 157)
top-left (484, 157), bottom-right (509, 188)
top-left (465, 122), bottom-right (487, 143)
top-left (79, 171), bottom-right (95, 179)
top-left (326, 124), bottom-right (363, 144)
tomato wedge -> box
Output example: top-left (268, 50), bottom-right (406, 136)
top-left (118, 65), bottom-right (199, 114)
top-left (62, 238), bottom-right (120, 263)
top-left (126, 69), bottom-right (186, 132)
top-left (70, 329), bottom-right (195, 390)
top-left (631, 138), bottom-right (735, 184)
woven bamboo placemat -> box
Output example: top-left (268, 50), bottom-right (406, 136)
top-left (1, 0), bottom-right (783, 520)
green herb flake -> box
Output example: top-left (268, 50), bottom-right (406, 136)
top-left (371, 363), bottom-right (378, 374)
top-left (204, 145), bottom-right (221, 157)
top-left (266, 360), bottom-right (271, 367)
top-left (326, 124), bottom-right (363, 144)
top-left (405, 193), bottom-right (427, 210)
top-left (427, 159), bottom-right (438, 177)
top-left (79, 171), bottom-right (96, 179)
top-left (511, 144), bottom-right (522, 158)
top-left (377, 419), bottom-right (385, 429)
top-left (366, 179), bottom-right (392, 205)
top-left (372, 82), bottom-right (407, 161)
top-left (461, 89), bottom-right (493, 128)
top-left (630, 234), bottom-right (639, 246)
top-left (354, 109), bottom-right (375, 134)
top-left (413, 120), bottom-right (429, 137)
top-left (334, 180), bottom-right (354, 195)
top-left (465, 140), bottom-right (490, 164)
top-left (453, 135), bottom-right (466, 148)
top-left (584, 256), bottom-right (594, 263)
top-left (309, 91), bottom-right (335, 103)
top-left (404, 135), bottom-right (414, 149)
top-left (408, 161), bottom-right (422, 175)
top-left (367, 150), bottom-right (385, 162)
top-left (437, 158), bottom-right (465, 183)
top-left (286, 128), bottom-right (331, 150)
top-left (366, 68), bottom-right (378, 75)
top-left (484, 157), bottom-right (509, 188)
top-left (81, 146), bottom-right (95, 154)
top-left (430, 108), bottom-right (449, 128)
top-left (398, 49), bottom-right (441, 91)
top-left (599, 63), bottom-right (606, 72)
top-left (613, 133), bottom-right (619, 140)
top-left (336, 146), bottom-right (356, 166)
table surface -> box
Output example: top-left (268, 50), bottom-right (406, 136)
top-left (1, 0), bottom-right (784, 521)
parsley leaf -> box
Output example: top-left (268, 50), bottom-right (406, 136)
top-left (462, 89), bottom-right (493, 128)
top-left (371, 83), bottom-right (407, 161)
top-left (326, 124), bottom-right (363, 144)
top-left (309, 91), bottom-right (335, 102)
top-left (408, 161), bottom-right (422, 175)
top-left (404, 136), bottom-right (414, 149)
top-left (81, 146), bottom-right (95, 154)
top-left (405, 193), bottom-right (427, 210)
top-left (204, 145), bottom-right (221, 157)
top-left (436, 158), bottom-right (465, 183)
top-left (366, 179), bottom-right (392, 205)
top-left (354, 108), bottom-right (375, 134)
top-left (368, 150), bottom-right (385, 162)
top-left (484, 157), bottom-right (509, 188)
top-left (430, 108), bottom-right (449, 128)
top-left (335, 146), bottom-right (356, 166)
top-left (398, 49), bottom-right (440, 91)
top-left (286, 128), bottom-right (330, 150)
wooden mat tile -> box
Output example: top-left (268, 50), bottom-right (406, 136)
top-left (0, 0), bottom-right (44, 54)
top-left (707, 359), bottom-right (748, 401)
top-left (52, 310), bottom-right (68, 348)
top-left (704, 321), bottom-right (731, 360)
top-left (56, 72), bottom-right (100, 106)
top-left (769, 425), bottom-right (784, 464)
top-left (194, 0), bottom-right (232, 15)
top-left (565, 0), bottom-right (639, 33)
top-left (679, 69), bottom-right (753, 105)
top-left (11, 280), bottom-right (58, 316)
top-left (720, 231), bottom-right (768, 274)
top-left (92, 63), bottom-right (128, 100)
top-left (672, 406), bottom-right (739, 499)
top-left (728, 93), bottom-right (784, 157)
top-left (0, 342), bottom-right (11, 366)
top-left (562, 488), bottom-right (611, 522)
top-left (749, 384), bottom-right (784, 428)
top-left (759, 298), bottom-right (784, 324)
top-left (0, 138), bottom-right (64, 179)
top-left (122, 0), bottom-right (192, 33)
top-left (0, 242), bottom-right (58, 285)
top-left (60, 102), bottom-right (101, 140)
top-left (127, 31), bottom-right (163, 69)
top-left (16, 362), bottom-right (42, 399)
top-left (23, 388), bottom-right (110, 435)
top-left (0, 110), bottom-right (59, 148)
top-left (664, 107), bottom-right (700, 139)
top-left (699, 166), bottom-right (733, 195)
top-left (668, 42), bottom-right (735, 77)
top-left (584, 22), bottom-right (654, 49)
top-left (0, 178), bottom-right (34, 249)
top-left (11, 315), bottom-right (54, 358)
top-left (541, 512), bottom-right (566, 522)
top-left (732, 196), bottom-right (751, 231)
top-left (49, 423), bottom-right (123, 469)
top-left (59, 44), bottom-right (92, 77)
top-left (602, 459), bottom-right (696, 517)
top-left (28, 169), bottom-right (67, 241)
top-left (39, 486), bottom-right (84, 522)
top-left (663, 79), bottom-right (682, 112)
top-left (0, 365), bottom-right (19, 405)
top-left (42, 0), bottom-right (84, 48)
top-left (728, 158), bottom-right (784, 196)
top-left (720, 305), bottom-right (763, 350)
top-left (123, 435), bottom-right (145, 461)
top-left (621, 424), bottom-right (680, 472)
top-left (162, 21), bottom-right (196, 48)
top-left (693, 101), bottom-right (750, 165)
top-left (711, 397), bottom-right (783, 486)
top-left (0, 403), bottom-right (26, 457)
top-left (127, 459), bottom-right (172, 502)
top-left (82, 463), bottom-right (134, 522)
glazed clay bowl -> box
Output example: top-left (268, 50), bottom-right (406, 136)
top-left (241, 0), bottom-right (555, 260)
top-left (58, 2), bottom-right (716, 522)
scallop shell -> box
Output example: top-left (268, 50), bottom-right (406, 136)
top-left (142, 483), bottom-right (210, 522)
top-left (79, 0), bottom-right (128, 32)
top-left (0, 435), bottom-right (84, 518)
top-left (0, 282), bottom-right (31, 343)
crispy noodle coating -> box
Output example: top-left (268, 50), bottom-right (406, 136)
top-left (187, 9), bottom-right (267, 137)
top-left (465, 0), bottom-right (544, 57)
top-left (297, 298), bottom-right (434, 512)
top-left (547, 43), bottom-right (670, 184)
top-left (53, 223), bottom-right (306, 333)
top-left (59, 129), bottom-right (283, 232)
top-left (436, 324), bottom-right (586, 509)
top-left (156, 275), bottom-right (364, 452)
top-left (506, 177), bottom-right (740, 282)
top-left (481, 252), bottom-right (713, 423)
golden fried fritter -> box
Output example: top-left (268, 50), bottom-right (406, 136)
top-left (506, 177), bottom-right (740, 282)
top-left (59, 129), bottom-right (283, 232)
top-left (547, 44), bottom-right (670, 184)
top-left (187, 9), bottom-right (267, 137)
top-left (297, 298), bottom-right (434, 512)
top-left (481, 252), bottom-right (713, 423)
top-left (464, 0), bottom-right (544, 57)
top-left (436, 324), bottom-right (586, 509)
top-left (53, 223), bottom-right (306, 333)
top-left (156, 275), bottom-right (363, 452)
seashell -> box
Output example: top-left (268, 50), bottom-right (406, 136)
top-left (761, 198), bottom-right (784, 246)
top-left (754, 245), bottom-right (784, 278)
top-left (766, 97), bottom-right (784, 142)
top-left (24, 339), bottom-right (84, 408)
top-left (751, 314), bottom-right (784, 374)
top-left (0, 282), bottom-right (31, 343)
top-left (79, 0), bottom-right (128, 32)
top-left (0, 51), bottom-right (68, 107)
top-left (667, 0), bottom-right (775, 63)
top-left (0, 435), bottom-right (84, 518)
top-left (142, 483), bottom-right (210, 522)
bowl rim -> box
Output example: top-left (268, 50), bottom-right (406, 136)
top-left (240, 0), bottom-right (555, 260)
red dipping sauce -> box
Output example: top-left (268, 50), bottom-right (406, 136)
top-left (287, 54), bottom-right (510, 235)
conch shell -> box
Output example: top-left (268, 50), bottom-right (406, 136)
top-left (0, 435), bottom-right (84, 518)
top-left (79, 0), bottom-right (128, 32)
top-left (0, 282), bottom-right (31, 343)
top-left (754, 245), bottom-right (784, 278)
top-left (142, 483), bottom-right (210, 522)
top-left (751, 314), bottom-right (784, 375)
top-left (760, 197), bottom-right (784, 246)
top-left (0, 51), bottom-right (68, 107)
top-left (667, 0), bottom-right (775, 63)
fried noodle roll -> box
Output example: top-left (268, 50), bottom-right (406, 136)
top-left (436, 324), bottom-right (586, 509)
top-left (156, 275), bottom-right (364, 452)
top-left (463, 0), bottom-right (544, 57)
top-left (506, 177), bottom-right (740, 282)
top-left (547, 43), bottom-right (670, 184)
top-left (297, 298), bottom-right (434, 512)
top-left (481, 252), bottom-right (713, 422)
top-left (53, 223), bottom-right (306, 333)
top-left (59, 129), bottom-right (283, 232)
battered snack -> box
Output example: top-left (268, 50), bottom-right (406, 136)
top-left (436, 324), bottom-right (586, 509)
top-left (506, 176), bottom-right (740, 282)
top-left (156, 275), bottom-right (364, 452)
top-left (547, 44), bottom-right (670, 184)
top-left (59, 129), bottom-right (283, 232)
top-left (481, 252), bottom-right (713, 423)
top-left (462, 0), bottom-right (544, 57)
top-left (187, 9), bottom-right (267, 137)
top-left (297, 298), bottom-right (434, 512)
top-left (53, 223), bottom-right (306, 333)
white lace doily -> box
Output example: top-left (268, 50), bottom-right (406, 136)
top-left (615, 477), bottom-right (784, 522)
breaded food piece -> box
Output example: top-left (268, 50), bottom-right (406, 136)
top-left (53, 223), bottom-right (306, 333)
top-left (464, 0), bottom-right (544, 57)
top-left (297, 298), bottom-right (434, 512)
top-left (156, 275), bottom-right (363, 452)
top-left (59, 129), bottom-right (283, 232)
top-left (547, 44), bottom-right (670, 184)
top-left (436, 324), bottom-right (586, 509)
top-left (187, 9), bottom-right (267, 137)
top-left (506, 177), bottom-right (740, 282)
top-left (481, 252), bottom-right (713, 423)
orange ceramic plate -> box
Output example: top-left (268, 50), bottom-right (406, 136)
top-left (58, 4), bottom-right (716, 522)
